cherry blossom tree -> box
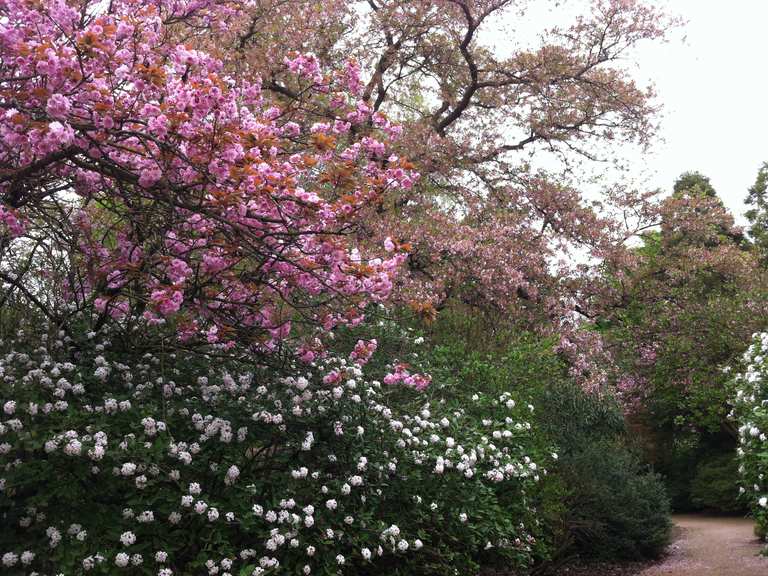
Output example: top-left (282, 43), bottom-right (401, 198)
top-left (0, 0), bottom-right (416, 354)
top-left (602, 173), bottom-right (765, 423)
top-left (213, 0), bottom-right (675, 323)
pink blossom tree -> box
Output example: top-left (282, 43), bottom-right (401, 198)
top-left (213, 0), bottom-right (675, 324)
top-left (0, 0), bottom-right (416, 353)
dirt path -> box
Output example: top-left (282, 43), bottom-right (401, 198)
top-left (638, 515), bottom-right (767, 576)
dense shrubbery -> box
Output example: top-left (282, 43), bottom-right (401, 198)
top-left (651, 436), bottom-right (744, 513)
top-left (0, 285), bottom-right (675, 574)
top-left (535, 382), bottom-right (670, 561)
top-left (400, 314), bottom-right (672, 564)
top-left (560, 440), bottom-right (671, 560)
top-left (731, 332), bottom-right (768, 549)
top-left (0, 318), bottom-right (549, 575)
top-left (689, 453), bottom-right (745, 513)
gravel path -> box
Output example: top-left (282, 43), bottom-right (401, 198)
top-left (638, 515), bottom-right (767, 576)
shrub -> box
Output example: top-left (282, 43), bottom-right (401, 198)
top-left (653, 434), bottom-right (701, 512)
top-left (0, 320), bottom-right (548, 575)
top-left (403, 316), bottom-right (672, 563)
top-left (531, 381), bottom-right (625, 454)
top-left (561, 440), bottom-right (671, 560)
top-left (731, 332), bottom-right (768, 547)
top-left (689, 452), bottom-right (744, 512)
top-left (532, 380), bottom-right (671, 562)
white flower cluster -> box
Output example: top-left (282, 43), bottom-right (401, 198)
top-left (731, 332), bottom-right (768, 544)
top-left (0, 322), bottom-right (546, 574)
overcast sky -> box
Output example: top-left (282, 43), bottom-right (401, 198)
top-left (492, 1), bottom-right (768, 222)
top-left (628, 0), bottom-right (768, 220)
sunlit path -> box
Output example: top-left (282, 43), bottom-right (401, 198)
top-left (639, 515), bottom-right (767, 576)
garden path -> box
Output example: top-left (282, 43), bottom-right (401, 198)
top-left (638, 514), bottom-right (767, 576)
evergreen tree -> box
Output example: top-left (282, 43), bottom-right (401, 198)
top-left (745, 162), bottom-right (768, 266)
top-left (673, 171), bottom-right (717, 199)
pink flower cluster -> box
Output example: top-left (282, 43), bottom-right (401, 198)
top-left (0, 206), bottom-right (24, 237)
top-left (383, 364), bottom-right (431, 391)
top-left (284, 52), bottom-right (322, 83)
top-left (349, 339), bottom-right (378, 365)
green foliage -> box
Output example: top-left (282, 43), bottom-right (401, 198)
top-left (673, 171), bottom-right (717, 198)
top-left (393, 310), bottom-right (672, 564)
top-left (427, 335), bottom-right (566, 402)
top-left (561, 439), bottom-right (671, 560)
top-left (653, 434), bottom-right (701, 511)
top-left (689, 453), bottom-right (744, 512)
top-left (598, 172), bottom-right (768, 516)
top-left (746, 162), bottom-right (768, 266)
top-left (532, 381), bottom-right (625, 454)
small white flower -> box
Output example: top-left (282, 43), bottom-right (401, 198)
top-left (155, 551), bottom-right (168, 563)
top-left (115, 552), bottom-right (130, 567)
top-left (2, 553), bottom-right (18, 567)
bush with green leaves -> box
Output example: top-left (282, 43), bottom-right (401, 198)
top-left (527, 379), bottom-right (671, 562)
top-left (731, 332), bottom-right (768, 548)
top-left (0, 318), bottom-right (549, 575)
top-left (689, 452), bottom-right (744, 513)
top-left (559, 439), bottom-right (671, 560)
top-left (388, 312), bottom-right (672, 563)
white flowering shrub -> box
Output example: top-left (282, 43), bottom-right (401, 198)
top-left (0, 322), bottom-right (548, 575)
top-left (731, 332), bottom-right (768, 545)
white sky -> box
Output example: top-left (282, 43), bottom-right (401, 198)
top-left (490, 1), bottom-right (768, 223)
top-left (632, 0), bottom-right (768, 221)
